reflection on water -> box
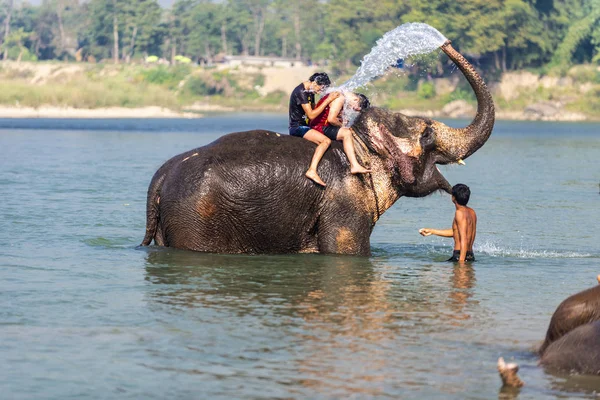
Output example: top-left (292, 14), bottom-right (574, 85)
top-left (448, 265), bottom-right (477, 322)
top-left (3, 118), bottom-right (600, 399)
top-left (143, 248), bottom-right (480, 331)
top-left (548, 374), bottom-right (600, 397)
top-left (143, 248), bottom-right (485, 397)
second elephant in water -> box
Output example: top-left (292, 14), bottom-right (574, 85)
top-left (539, 283), bottom-right (600, 374)
top-left (499, 280), bottom-right (600, 387)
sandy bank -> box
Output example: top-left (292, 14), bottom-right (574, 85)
top-left (0, 106), bottom-right (201, 119)
top-left (0, 103), bottom-right (594, 122)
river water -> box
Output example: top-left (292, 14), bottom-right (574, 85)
top-left (1, 115), bottom-right (599, 399)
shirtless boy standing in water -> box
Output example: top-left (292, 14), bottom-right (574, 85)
top-left (419, 184), bottom-right (477, 262)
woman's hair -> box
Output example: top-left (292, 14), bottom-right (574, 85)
top-left (355, 93), bottom-right (370, 110)
top-left (308, 72), bottom-right (331, 87)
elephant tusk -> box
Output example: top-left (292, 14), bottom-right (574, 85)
top-left (457, 159), bottom-right (466, 166)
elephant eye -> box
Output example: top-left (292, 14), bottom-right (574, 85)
top-left (421, 126), bottom-right (435, 148)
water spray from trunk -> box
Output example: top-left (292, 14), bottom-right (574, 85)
top-left (334, 23), bottom-right (448, 128)
top-left (339, 23), bottom-right (447, 91)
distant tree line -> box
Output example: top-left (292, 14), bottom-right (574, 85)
top-left (0, 0), bottom-right (598, 74)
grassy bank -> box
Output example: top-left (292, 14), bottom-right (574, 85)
top-left (0, 62), bottom-right (286, 112)
top-left (0, 61), bottom-right (599, 120)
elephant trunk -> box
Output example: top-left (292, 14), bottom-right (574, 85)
top-left (435, 41), bottom-right (495, 163)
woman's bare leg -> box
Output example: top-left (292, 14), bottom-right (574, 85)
top-left (303, 129), bottom-right (331, 186)
top-left (337, 128), bottom-right (371, 174)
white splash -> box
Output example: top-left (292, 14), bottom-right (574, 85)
top-left (330, 23), bottom-right (447, 126)
top-left (339, 22), bottom-right (447, 92)
top-left (475, 241), bottom-right (594, 259)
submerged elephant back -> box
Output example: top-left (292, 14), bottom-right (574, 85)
top-left (540, 285), bottom-right (600, 355)
top-left (540, 320), bottom-right (600, 375)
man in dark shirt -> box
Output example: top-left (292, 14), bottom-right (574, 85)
top-left (288, 72), bottom-right (339, 186)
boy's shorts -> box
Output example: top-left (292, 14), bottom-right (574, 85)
top-left (289, 126), bottom-right (311, 138)
top-left (447, 250), bottom-right (476, 262)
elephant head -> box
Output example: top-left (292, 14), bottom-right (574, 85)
top-left (351, 41), bottom-right (495, 202)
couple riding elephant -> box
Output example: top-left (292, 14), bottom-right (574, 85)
top-left (287, 72), bottom-right (372, 187)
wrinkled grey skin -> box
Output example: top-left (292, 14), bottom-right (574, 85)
top-left (539, 285), bottom-right (600, 374)
top-left (141, 41), bottom-right (495, 255)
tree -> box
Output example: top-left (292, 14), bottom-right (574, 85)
top-left (1, 27), bottom-right (33, 61)
top-left (551, 0), bottom-right (600, 70)
top-left (323, 0), bottom-right (408, 68)
top-left (497, 0), bottom-right (552, 71)
top-left (178, 2), bottom-right (218, 62)
top-left (31, 4), bottom-right (58, 59)
top-left (84, 0), bottom-right (119, 61)
top-left (120, 0), bottom-right (162, 61)
top-left (169, 0), bottom-right (195, 61)
top-left (225, 1), bottom-right (253, 55)
top-left (2, 0), bottom-right (14, 60)
top-left (230, 0), bottom-right (271, 56)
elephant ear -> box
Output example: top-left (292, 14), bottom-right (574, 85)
top-left (363, 116), bottom-right (418, 184)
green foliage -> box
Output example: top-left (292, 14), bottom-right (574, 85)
top-left (174, 55), bottom-right (192, 64)
top-left (5, 47), bottom-right (38, 61)
top-left (183, 76), bottom-right (224, 96)
top-left (0, 74), bottom-right (179, 109)
top-left (2, 0), bottom-right (600, 75)
top-left (262, 90), bottom-right (286, 105)
top-left (446, 88), bottom-right (476, 103)
top-left (567, 65), bottom-right (600, 83)
top-left (1, 0), bottom-right (600, 120)
top-left (139, 65), bottom-right (190, 88)
top-left (417, 81), bottom-right (436, 99)
top-left (551, 7), bottom-right (600, 72)
top-left (253, 73), bottom-right (265, 87)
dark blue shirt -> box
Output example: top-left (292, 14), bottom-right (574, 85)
top-left (288, 83), bottom-right (315, 128)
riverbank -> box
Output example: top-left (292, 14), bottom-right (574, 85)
top-left (0, 61), bottom-right (598, 121)
top-left (0, 102), bottom-right (591, 122)
top-left (0, 106), bottom-right (202, 119)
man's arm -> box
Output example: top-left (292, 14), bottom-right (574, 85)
top-left (456, 211), bottom-right (469, 262)
top-left (326, 97), bottom-right (345, 127)
top-left (419, 228), bottom-right (453, 237)
top-left (302, 92), bottom-right (340, 120)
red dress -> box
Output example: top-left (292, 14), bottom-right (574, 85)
top-left (309, 94), bottom-right (331, 133)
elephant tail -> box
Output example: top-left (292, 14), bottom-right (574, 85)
top-left (141, 173), bottom-right (166, 246)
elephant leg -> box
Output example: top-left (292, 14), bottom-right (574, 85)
top-left (317, 214), bottom-right (372, 256)
top-left (155, 220), bottom-right (165, 246)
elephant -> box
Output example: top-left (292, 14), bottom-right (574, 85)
top-left (498, 280), bottom-right (600, 388)
top-left (140, 40), bottom-right (495, 255)
top-left (539, 283), bottom-right (600, 374)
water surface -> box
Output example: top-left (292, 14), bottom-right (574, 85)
top-left (1, 115), bottom-right (599, 399)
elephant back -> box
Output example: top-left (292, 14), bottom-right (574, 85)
top-left (540, 285), bottom-right (600, 355)
top-left (540, 320), bottom-right (600, 375)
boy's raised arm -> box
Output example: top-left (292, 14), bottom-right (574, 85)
top-left (419, 228), bottom-right (453, 237)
